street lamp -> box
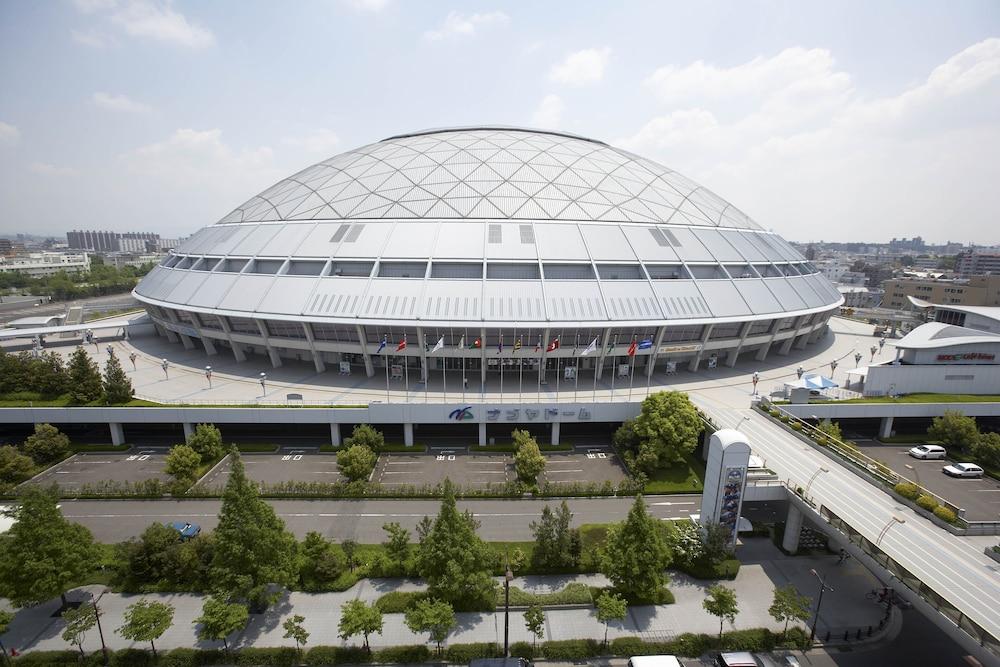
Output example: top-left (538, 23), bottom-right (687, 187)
top-left (751, 371), bottom-right (760, 395)
top-left (503, 553), bottom-right (514, 657)
top-left (734, 415), bottom-right (750, 430)
top-left (796, 366), bottom-right (804, 380)
top-left (93, 589), bottom-right (110, 666)
top-left (205, 366), bottom-right (213, 389)
top-left (904, 463), bottom-right (921, 491)
top-left (809, 569), bottom-right (834, 641)
top-left (870, 345), bottom-right (877, 362)
top-left (876, 515), bottom-right (906, 547)
top-left (259, 372), bottom-right (267, 396)
top-left (804, 466), bottom-right (829, 498)
top-left (854, 352), bottom-right (862, 366)
top-left (829, 359), bottom-right (838, 378)
top-left (161, 358), bottom-right (169, 379)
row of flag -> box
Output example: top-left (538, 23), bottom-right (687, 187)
top-left (375, 334), bottom-right (654, 356)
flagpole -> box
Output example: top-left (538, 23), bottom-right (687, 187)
top-left (573, 334), bottom-right (579, 403)
top-left (517, 332), bottom-right (523, 405)
top-left (461, 334), bottom-right (466, 402)
top-left (593, 344), bottom-right (598, 402)
top-left (610, 334), bottom-right (617, 399)
top-left (441, 334), bottom-right (446, 404)
top-left (498, 332), bottom-right (504, 404)
top-left (424, 333), bottom-right (429, 404)
top-left (384, 339), bottom-right (390, 403)
top-left (556, 345), bottom-right (561, 397)
top-left (628, 355), bottom-right (635, 401)
top-left (536, 336), bottom-right (542, 403)
top-left (403, 336), bottom-right (409, 396)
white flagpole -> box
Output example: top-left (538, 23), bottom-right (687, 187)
top-left (498, 331), bottom-right (503, 404)
top-left (592, 337), bottom-right (598, 401)
top-left (403, 336), bottom-right (409, 395)
top-left (573, 334), bottom-right (579, 403)
top-left (384, 337), bottom-right (390, 403)
top-left (423, 333), bottom-right (429, 405)
top-left (628, 350), bottom-right (635, 401)
top-left (441, 334), bottom-right (446, 403)
top-left (610, 334), bottom-right (617, 399)
top-left (460, 334), bottom-right (466, 402)
top-left (556, 342), bottom-right (561, 397)
top-left (537, 336), bottom-right (542, 403)
top-left (517, 331), bottom-right (523, 405)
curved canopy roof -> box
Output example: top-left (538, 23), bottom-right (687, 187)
top-left (895, 321), bottom-right (1000, 349)
top-left (218, 126), bottom-right (761, 229)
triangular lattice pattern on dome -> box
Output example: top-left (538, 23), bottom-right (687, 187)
top-left (217, 128), bottom-right (761, 230)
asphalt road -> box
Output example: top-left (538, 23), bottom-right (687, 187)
top-left (58, 495), bottom-right (702, 542)
top-left (0, 293), bottom-right (138, 327)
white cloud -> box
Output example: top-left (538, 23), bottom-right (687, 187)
top-left (531, 95), bottom-right (564, 128)
top-left (110, 0), bottom-right (214, 49)
top-left (92, 92), bottom-right (151, 113)
top-left (423, 11), bottom-right (509, 41)
top-left (549, 47), bottom-right (611, 86)
top-left (0, 121), bottom-right (19, 145)
top-left (29, 162), bottom-right (77, 176)
top-left (343, 0), bottom-right (389, 11)
top-left (283, 128), bottom-right (341, 154)
top-left (71, 28), bottom-right (112, 48)
top-left (72, 0), bottom-right (117, 13)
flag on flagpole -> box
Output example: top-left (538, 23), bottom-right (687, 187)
top-left (581, 337), bottom-right (598, 356)
top-left (638, 338), bottom-right (654, 351)
top-left (514, 337), bottom-right (522, 353)
top-left (498, 337), bottom-right (503, 354)
top-left (606, 337), bottom-right (615, 352)
top-left (376, 336), bottom-right (387, 354)
top-left (396, 337), bottom-right (407, 352)
top-left (627, 338), bottom-right (637, 357)
top-left (546, 337), bottom-right (560, 352)
top-left (457, 336), bottom-right (465, 349)
top-left (468, 337), bottom-right (482, 349)
top-left (431, 336), bottom-right (444, 354)
top-left (535, 336), bottom-right (541, 353)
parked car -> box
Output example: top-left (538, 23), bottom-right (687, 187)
top-left (169, 521), bottom-right (202, 539)
top-left (908, 445), bottom-right (946, 460)
top-left (942, 463), bottom-right (984, 479)
top-left (628, 657), bottom-right (682, 667)
top-left (716, 652), bottom-right (759, 667)
top-left (469, 659), bottom-right (532, 667)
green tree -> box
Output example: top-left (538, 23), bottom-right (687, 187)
top-left (117, 599), bottom-right (174, 659)
top-left (633, 391), bottom-right (702, 468)
top-left (165, 444), bottom-right (201, 487)
top-left (973, 432), bottom-right (1000, 470)
top-left (282, 614), bottom-right (309, 654)
top-left (595, 591), bottom-right (628, 646)
top-left (298, 532), bottom-right (343, 589)
top-left (600, 495), bottom-right (672, 602)
top-left (32, 352), bottom-right (68, 397)
top-left (768, 584), bottom-right (811, 636)
top-left (102, 352), bottom-right (133, 404)
top-left (815, 419), bottom-right (843, 443)
top-left (703, 584), bottom-right (739, 638)
top-left (511, 428), bottom-right (535, 452)
top-left (523, 604), bottom-right (544, 648)
top-left (0, 609), bottom-right (13, 663)
top-left (530, 501), bottom-right (580, 570)
top-left (337, 444), bottom-right (376, 482)
top-left (513, 432), bottom-right (546, 483)
top-left (193, 596), bottom-right (248, 654)
top-left (67, 347), bottom-right (103, 404)
top-left (0, 485), bottom-right (98, 607)
top-left (188, 423), bottom-right (225, 461)
top-left (61, 604), bottom-right (97, 659)
top-left (416, 481), bottom-right (497, 610)
top-left (341, 539), bottom-right (359, 572)
top-left (702, 522), bottom-right (734, 565)
top-left (928, 410), bottom-right (980, 452)
top-left (382, 522), bottom-right (411, 569)
top-left (210, 450), bottom-right (297, 608)
top-left (612, 418), bottom-right (640, 453)
top-left (404, 598), bottom-right (455, 655)
top-left (0, 445), bottom-right (35, 484)
top-left (345, 424), bottom-right (385, 452)
top-left (338, 599), bottom-right (384, 652)
top-left (21, 423), bottom-right (70, 464)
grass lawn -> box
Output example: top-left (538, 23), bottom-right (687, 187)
top-left (643, 454), bottom-right (706, 494)
top-left (840, 393), bottom-right (1000, 404)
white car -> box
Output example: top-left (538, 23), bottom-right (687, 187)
top-left (908, 445), bottom-right (946, 460)
top-left (942, 463), bottom-right (984, 478)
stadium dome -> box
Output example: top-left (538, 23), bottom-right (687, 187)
top-left (135, 126), bottom-right (842, 383)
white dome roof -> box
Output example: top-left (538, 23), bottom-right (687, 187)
top-left (218, 126), bottom-right (761, 230)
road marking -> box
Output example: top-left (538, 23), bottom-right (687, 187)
top-left (544, 469), bottom-right (584, 474)
top-left (650, 501), bottom-right (696, 506)
top-left (384, 461), bottom-right (423, 465)
top-left (472, 471), bottom-right (507, 474)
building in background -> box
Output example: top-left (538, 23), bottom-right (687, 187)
top-left (882, 275), bottom-right (1000, 309)
top-left (101, 252), bottom-right (162, 269)
top-left (0, 251), bottom-right (90, 276)
top-left (67, 230), bottom-right (159, 252)
top-left (955, 250), bottom-right (1000, 278)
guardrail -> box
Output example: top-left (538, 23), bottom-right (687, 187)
top-left (130, 394), bottom-right (369, 408)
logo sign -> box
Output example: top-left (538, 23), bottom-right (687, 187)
top-left (545, 408), bottom-right (559, 419)
top-left (936, 352), bottom-right (995, 362)
top-left (487, 409), bottom-right (501, 421)
top-left (578, 408), bottom-right (592, 420)
top-left (506, 409), bottom-right (520, 421)
top-left (658, 343), bottom-right (702, 355)
top-left (525, 409), bottom-right (539, 420)
top-left (449, 406), bottom-right (474, 421)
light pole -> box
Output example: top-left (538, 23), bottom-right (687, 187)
top-left (161, 358), bottom-right (169, 379)
top-left (259, 372), bottom-right (267, 396)
top-left (804, 466), bottom-right (829, 498)
top-left (93, 589), bottom-right (110, 666)
top-left (503, 554), bottom-right (513, 657)
top-left (904, 463), bottom-right (921, 491)
top-left (854, 352), bottom-right (862, 366)
top-left (205, 366), bottom-right (213, 389)
top-left (752, 371), bottom-right (760, 395)
top-left (876, 515), bottom-right (906, 547)
top-left (734, 415), bottom-right (750, 430)
top-left (829, 359), bottom-right (838, 378)
top-left (870, 345), bottom-right (877, 362)
top-left (809, 569), bottom-right (833, 642)
top-left (129, 352), bottom-right (137, 370)
top-left (796, 366), bottom-right (804, 380)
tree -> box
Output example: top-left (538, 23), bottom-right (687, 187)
top-left (0, 609), bottom-right (13, 663)
top-left (600, 496), bottom-right (672, 602)
top-left (768, 585), bottom-right (811, 636)
top-left (282, 614), bottom-right (309, 654)
top-left (0, 445), bottom-right (35, 485)
top-left (928, 410), bottom-right (979, 452)
top-left (404, 598), bottom-right (455, 655)
top-left (67, 347), bottom-right (102, 404)
top-left (341, 539), bottom-right (359, 572)
top-left (523, 604), bottom-right (544, 648)
top-left (595, 591), bottom-right (628, 646)
top-left (188, 423), bottom-right (225, 461)
top-left (61, 604), bottom-right (97, 659)
top-left (345, 424), bottom-right (385, 452)
top-left (633, 391), bottom-right (703, 468)
top-left (118, 599), bottom-right (174, 658)
top-left (513, 432), bottom-right (546, 483)
top-left (102, 352), bottom-right (133, 404)
top-left (21, 423), bottom-right (69, 464)
top-left (165, 444), bottom-right (201, 486)
top-left (382, 522), bottom-right (411, 569)
top-left (0, 485), bottom-right (98, 607)
top-left (338, 599), bottom-right (384, 652)
top-left (530, 501), bottom-right (580, 570)
top-left (703, 584), bottom-right (739, 638)
top-left (193, 596), bottom-right (248, 654)
top-left (337, 444), bottom-right (376, 482)
top-left (973, 432), bottom-right (1000, 470)
top-left (210, 450), bottom-right (297, 608)
top-left (416, 481), bottom-right (497, 610)
top-left (298, 532), bottom-right (343, 589)
top-left (612, 418), bottom-right (640, 453)
top-left (702, 522), bottom-right (734, 565)
top-left (815, 419), bottom-right (843, 443)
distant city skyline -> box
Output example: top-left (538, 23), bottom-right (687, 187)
top-left (1, 1), bottom-right (998, 242)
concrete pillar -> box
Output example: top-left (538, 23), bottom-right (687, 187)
top-left (404, 422), bottom-right (414, 447)
top-left (688, 324), bottom-right (714, 372)
top-left (538, 327), bottom-right (551, 385)
top-left (356, 325), bottom-right (374, 378)
top-left (109, 422), bottom-right (125, 446)
top-left (200, 336), bottom-right (218, 356)
top-left (330, 423), bottom-right (341, 447)
top-left (478, 422), bottom-right (487, 446)
top-left (480, 326), bottom-right (488, 389)
top-left (778, 316), bottom-right (805, 356)
top-left (595, 327), bottom-right (613, 380)
top-left (183, 422), bottom-right (194, 443)
top-left (302, 323), bottom-right (326, 374)
top-left (255, 320), bottom-right (283, 368)
top-left (163, 328), bottom-right (180, 344)
top-left (153, 322), bottom-right (168, 339)
top-left (646, 325), bottom-right (667, 379)
top-left (782, 504), bottom-right (804, 555)
top-left (177, 333), bottom-right (196, 350)
top-left (218, 318), bottom-right (246, 363)
top-left (416, 326), bottom-right (429, 382)
top-left (726, 321), bottom-right (753, 368)
top-left (551, 421), bottom-right (560, 446)
top-left (879, 416), bottom-right (894, 439)
top-left (755, 320), bottom-right (781, 362)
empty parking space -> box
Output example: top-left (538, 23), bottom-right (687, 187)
top-left (542, 446), bottom-right (629, 486)
top-left (29, 450), bottom-right (170, 491)
top-left (195, 450), bottom-right (346, 489)
top-left (374, 450), bottom-right (510, 489)
top-left (855, 439), bottom-right (1000, 520)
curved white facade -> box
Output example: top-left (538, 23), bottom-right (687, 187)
top-left (135, 127), bottom-right (841, 381)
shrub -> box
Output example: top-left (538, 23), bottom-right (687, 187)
top-left (506, 582), bottom-right (593, 606)
top-left (304, 646), bottom-right (371, 665)
top-left (373, 645), bottom-right (431, 664)
top-left (541, 638), bottom-right (603, 660)
top-left (916, 494), bottom-right (939, 511)
top-left (109, 649), bottom-right (156, 666)
top-left (232, 647), bottom-right (301, 666)
top-left (933, 506), bottom-right (957, 524)
top-left (722, 628), bottom-right (776, 652)
top-left (158, 648), bottom-right (226, 667)
top-left (815, 436), bottom-right (828, 446)
top-left (8, 651), bottom-right (100, 666)
top-left (679, 558), bottom-right (741, 580)
top-left (769, 409), bottom-right (780, 417)
top-left (21, 422), bottom-right (70, 464)
top-left (510, 641), bottom-right (536, 659)
top-left (893, 482), bottom-right (920, 500)
top-left (374, 590), bottom-right (427, 613)
top-left (790, 422), bottom-right (803, 431)
top-left (670, 633), bottom-right (715, 657)
top-left (444, 643), bottom-right (500, 663)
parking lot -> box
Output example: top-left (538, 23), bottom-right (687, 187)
top-left (541, 446), bottom-right (629, 486)
top-left (856, 439), bottom-right (1000, 520)
top-left (30, 450), bottom-right (170, 492)
top-left (195, 450), bottom-right (346, 489)
top-left (374, 450), bottom-right (511, 489)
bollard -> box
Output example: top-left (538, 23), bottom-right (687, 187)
top-left (856, 628), bottom-right (862, 640)
top-left (825, 631), bottom-right (830, 642)
top-left (867, 626), bottom-right (872, 637)
top-left (844, 631), bottom-right (849, 641)
top-left (878, 619), bottom-right (885, 630)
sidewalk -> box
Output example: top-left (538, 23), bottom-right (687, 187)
top-left (0, 540), bottom-right (887, 655)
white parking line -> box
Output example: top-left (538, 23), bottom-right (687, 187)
top-left (472, 471), bottom-right (507, 474)
top-left (545, 469), bottom-right (585, 474)
top-left (384, 461), bottom-right (424, 465)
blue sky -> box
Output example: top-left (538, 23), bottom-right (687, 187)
top-left (1, 0), bottom-right (998, 243)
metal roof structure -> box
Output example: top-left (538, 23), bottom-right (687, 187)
top-left (894, 321), bottom-right (1000, 350)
